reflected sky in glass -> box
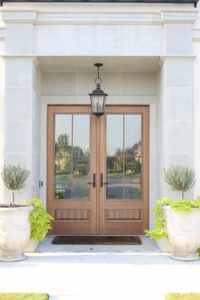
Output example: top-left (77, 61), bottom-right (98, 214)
top-left (107, 115), bottom-right (123, 156)
top-left (55, 114), bottom-right (72, 146)
top-left (125, 115), bottom-right (141, 155)
top-left (73, 115), bottom-right (90, 156)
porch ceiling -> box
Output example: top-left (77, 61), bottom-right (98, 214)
top-left (38, 56), bottom-right (160, 72)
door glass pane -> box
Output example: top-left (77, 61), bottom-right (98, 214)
top-left (72, 157), bottom-right (89, 199)
top-left (106, 157), bottom-right (123, 199)
top-left (124, 157), bottom-right (141, 199)
top-left (54, 114), bottom-right (90, 200)
top-left (55, 115), bottom-right (72, 156)
top-left (55, 158), bottom-right (72, 199)
top-left (107, 115), bottom-right (123, 156)
top-left (125, 115), bottom-right (141, 156)
top-left (106, 114), bottom-right (142, 200)
top-left (73, 115), bottom-right (90, 156)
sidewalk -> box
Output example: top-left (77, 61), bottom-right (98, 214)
top-left (0, 237), bottom-right (200, 300)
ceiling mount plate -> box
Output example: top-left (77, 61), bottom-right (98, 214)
top-left (94, 63), bottom-right (103, 68)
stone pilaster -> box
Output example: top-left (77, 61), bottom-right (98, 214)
top-left (157, 58), bottom-right (194, 200)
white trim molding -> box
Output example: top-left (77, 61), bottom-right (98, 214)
top-left (0, 26), bottom-right (5, 40)
top-left (161, 10), bottom-right (198, 23)
top-left (1, 55), bottom-right (40, 66)
top-left (193, 28), bottom-right (200, 41)
top-left (0, 6), bottom-right (198, 25)
top-left (158, 55), bottom-right (196, 65)
top-left (1, 10), bottom-right (37, 23)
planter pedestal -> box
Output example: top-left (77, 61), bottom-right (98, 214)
top-left (0, 206), bottom-right (34, 262)
top-left (0, 250), bottom-right (27, 262)
top-left (171, 253), bottom-right (198, 261)
top-left (165, 206), bottom-right (200, 261)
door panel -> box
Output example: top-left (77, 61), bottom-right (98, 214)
top-left (47, 105), bottom-right (149, 235)
top-left (47, 105), bottom-right (97, 234)
top-left (99, 106), bottom-right (149, 235)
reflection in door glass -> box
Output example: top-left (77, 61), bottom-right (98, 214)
top-left (55, 115), bottom-right (72, 156)
top-left (72, 157), bottom-right (90, 199)
top-left (106, 114), bottom-right (142, 200)
top-left (125, 115), bottom-right (141, 156)
top-left (107, 115), bottom-right (123, 156)
top-left (74, 115), bottom-right (90, 156)
top-left (55, 158), bottom-right (72, 199)
top-left (124, 157), bottom-right (141, 199)
top-left (54, 114), bottom-right (90, 200)
top-left (107, 157), bottom-right (123, 199)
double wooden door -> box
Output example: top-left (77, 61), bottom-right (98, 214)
top-left (47, 105), bottom-right (149, 235)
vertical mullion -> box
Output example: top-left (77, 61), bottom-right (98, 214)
top-left (71, 114), bottom-right (74, 199)
top-left (123, 114), bottom-right (125, 200)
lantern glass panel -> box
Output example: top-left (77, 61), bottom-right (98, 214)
top-left (90, 95), bottom-right (106, 115)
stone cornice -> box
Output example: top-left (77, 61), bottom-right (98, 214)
top-left (1, 10), bottom-right (37, 23)
top-left (158, 55), bottom-right (196, 65)
top-left (0, 7), bottom-right (198, 24)
top-left (1, 55), bottom-right (40, 65)
top-left (0, 26), bottom-right (5, 40)
top-left (193, 28), bottom-right (200, 41)
top-left (161, 10), bottom-right (197, 23)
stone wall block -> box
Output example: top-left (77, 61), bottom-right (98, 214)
top-left (6, 60), bottom-right (33, 87)
top-left (6, 23), bottom-right (34, 54)
top-left (166, 87), bottom-right (192, 121)
top-left (5, 88), bottom-right (32, 120)
top-left (165, 24), bottom-right (193, 55)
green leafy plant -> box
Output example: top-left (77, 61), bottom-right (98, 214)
top-left (1, 164), bottom-right (30, 204)
top-left (164, 165), bottom-right (195, 199)
top-left (145, 197), bottom-right (200, 242)
top-left (145, 197), bottom-right (172, 241)
top-left (22, 197), bottom-right (53, 242)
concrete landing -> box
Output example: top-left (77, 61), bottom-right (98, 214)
top-left (0, 237), bottom-right (200, 300)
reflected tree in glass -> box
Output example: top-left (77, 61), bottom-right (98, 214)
top-left (72, 157), bottom-right (90, 199)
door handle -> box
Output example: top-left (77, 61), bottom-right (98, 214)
top-left (100, 173), bottom-right (108, 188)
top-left (88, 173), bottom-right (96, 188)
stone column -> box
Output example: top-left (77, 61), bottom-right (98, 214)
top-left (0, 10), bottom-right (41, 204)
top-left (0, 58), bottom-right (41, 204)
top-left (157, 58), bottom-right (193, 200)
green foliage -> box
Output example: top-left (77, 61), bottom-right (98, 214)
top-left (164, 165), bottom-right (195, 199)
top-left (196, 247), bottom-right (200, 257)
top-left (170, 197), bottom-right (200, 214)
top-left (22, 197), bottom-right (53, 243)
top-left (145, 197), bottom-right (172, 241)
top-left (1, 164), bottom-right (30, 204)
top-left (0, 293), bottom-right (49, 300)
top-left (145, 196), bottom-right (200, 242)
top-left (166, 293), bottom-right (200, 300)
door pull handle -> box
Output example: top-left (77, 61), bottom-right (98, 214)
top-left (88, 173), bottom-right (96, 188)
top-left (100, 173), bottom-right (108, 188)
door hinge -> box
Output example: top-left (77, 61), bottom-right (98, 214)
top-left (39, 180), bottom-right (43, 188)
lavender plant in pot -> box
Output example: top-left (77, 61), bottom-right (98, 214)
top-left (0, 164), bottom-right (33, 261)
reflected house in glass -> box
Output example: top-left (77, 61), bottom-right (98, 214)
top-left (0, 0), bottom-right (199, 237)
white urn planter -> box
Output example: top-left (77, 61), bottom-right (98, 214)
top-left (0, 205), bottom-right (34, 262)
top-left (164, 206), bottom-right (200, 261)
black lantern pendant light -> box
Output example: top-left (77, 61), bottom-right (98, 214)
top-left (89, 63), bottom-right (108, 118)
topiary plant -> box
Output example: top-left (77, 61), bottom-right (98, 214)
top-left (164, 165), bottom-right (195, 199)
top-left (1, 164), bottom-right (30, 205)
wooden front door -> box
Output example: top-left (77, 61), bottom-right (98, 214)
top-left (47, 105), bottom-right (149, 235)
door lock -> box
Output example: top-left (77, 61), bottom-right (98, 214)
top-left (88, 173), bottom-right (96, 188)
top-left (100, 173), bottom-right (108, 188)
